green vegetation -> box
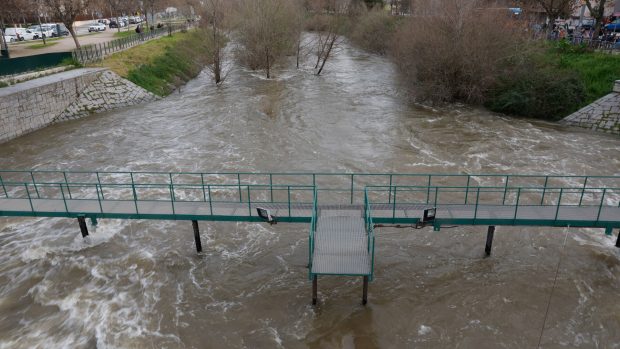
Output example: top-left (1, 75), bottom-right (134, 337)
top-left (0, 81), bottom-right (8, 88)
top-left (26, 41), bottom-right (59, 49)
top-left (487, 42), bottom-right (620, 120)
top-left (102, 30), bottom-right (213, 96)
top-left (113, 30), bottom-right (135, 38)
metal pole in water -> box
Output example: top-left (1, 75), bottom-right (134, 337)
top-left (77, 215), bottom-right (89, 238)
top-left (362, 276), bottom-right (369, 305)
top-left (312, 275), bottom-right (318, 305)
top-left (192, 220), bottom-right (202, 253)
top-left (616, 230), bottom-right (620, 248)
top-left (485, 225), bottom-right (495, 256)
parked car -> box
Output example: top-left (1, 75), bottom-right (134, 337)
top-left (109, 19), bottom-right (127, 28)
top-left (28, 25), bottom-right (54, 39)
top-left (48, 23), bottom-right (70, 37)
top-left (4, 27), bottom-right (37, 41)
top-left (580, 18), bottom-right (595, 30)
top-left (88, 22), bottom-right (106, 32)
top-left (3, 34), bottom-right (16, 43)
top-left (128, 16), bottom-right (138, 24)
top-left (98, 18), bottom-right (109, 25)
top-left (605, 19), bottom-right (620, 32)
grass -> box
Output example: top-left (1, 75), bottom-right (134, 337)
top-left (486, 41), bottom-right (620, 120)
top-left (101, 29), bottom-right (213, 96)
top-left (113, 30), bottom-right (136, 38)
top-left (26, 41), bottom-right (59, 49)
top-left (551, 50), bottom-right (620, 105)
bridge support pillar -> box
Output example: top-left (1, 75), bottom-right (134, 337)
top-left (192, 220), bottom-right (202, 253)
top-left (616, 230), bottom-right (620, 248)
top-left (77, 216), bottom-right (89, 238)
top-left (90, 217), bottom-right (98, 226)
top-left (485, 226), bottom-right (495, 256)
top-left (312, 275), bottom-right (318, 305)
top-left (362, 276), bottom-right (368, 305)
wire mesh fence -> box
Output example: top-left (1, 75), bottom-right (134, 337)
top-left (71, 23), bottom-right (191, 64)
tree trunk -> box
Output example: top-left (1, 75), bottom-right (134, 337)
top-left (265, 48), bottom-right (270, 79)
top-left (67, 24), bottom-right (81, 49)
top-left (316, 34), bottom-right (336, 76)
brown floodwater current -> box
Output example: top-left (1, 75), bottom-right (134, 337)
top-left (0, 39), bottom-right (619, 348)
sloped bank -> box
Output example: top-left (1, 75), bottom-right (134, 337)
top-left (101, 29), bottom-right (214, 96)
top-left (561, 81), bottom-right (620, 135)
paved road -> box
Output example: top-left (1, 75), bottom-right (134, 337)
top-left (6, 23), bottom-right (141, 58)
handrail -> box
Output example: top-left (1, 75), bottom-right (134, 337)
top-left (308, 187), bottom-right (318, 279)
top-left (364, 189), bottom-right (376, 280)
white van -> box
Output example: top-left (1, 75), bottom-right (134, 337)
top-left (4, 27), bottom-right (38, 41)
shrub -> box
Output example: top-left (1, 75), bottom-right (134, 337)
top-left (349, 8), bottom-right (399, 54)
top-left (390, 0), bottom-right (529, 104)
top-left (486, 67), bottom-right (585, 120)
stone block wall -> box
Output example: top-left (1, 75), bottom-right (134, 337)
top-left (54, 70), bottom-right (157, 122)
top-left (561, 81), bottom-right (620, 135)
top-left (0, 68), bottom-right (157, 144)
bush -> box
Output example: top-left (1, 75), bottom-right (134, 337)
top-left (390, 0), bottom-right (529, 104)
top-left (349, 8), bottom-right (399, 54)
top-left (486, 67), bottom-right (585, 120)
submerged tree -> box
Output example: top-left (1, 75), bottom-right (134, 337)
top-left (235, 0), bottom-right (300, 78)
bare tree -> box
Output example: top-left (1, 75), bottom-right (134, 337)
top-left (235, 0), bottom-right (300, 78)
top-left (584, 0), bottom-right (608, 37)
top-left (42, 0), bottom-right (92, 48)
top-left (530, 0), bottom-right (578, 21)
top-left (313, 0), bottom-right (349, 76)
top-left (201, 0), bottom-right (230, 84)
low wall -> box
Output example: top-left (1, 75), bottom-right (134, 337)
top-left (561, 81), bottom-right (620, 135)
top-left (0, 68), bottom-right (157, 144)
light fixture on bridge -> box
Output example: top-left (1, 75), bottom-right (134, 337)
top-left (256, 207), bottom-right (277, 225)
top-left (423, 208), bottom-right (436, 223)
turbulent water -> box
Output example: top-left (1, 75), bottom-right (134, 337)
top-left (0, 38), bottom-right (619, 349)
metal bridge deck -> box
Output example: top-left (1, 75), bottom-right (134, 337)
top-left (311, 210), bottom-right (371, 276)
top-left (1, 199), bottom-right (618, 226)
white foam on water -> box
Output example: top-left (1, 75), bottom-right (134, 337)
top-left (418, 325), bottom-right (431, 335)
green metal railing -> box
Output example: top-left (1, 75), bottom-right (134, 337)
top-left (364, 190), bottom-right (376, 280)
top-left (1, 170), bottom-right (619, 204)
top-left (0, 178), bottom-right (315, 221)
top-left (0, 170), bottom-right (618, 228)
top-left (365, 184), bottom-right (620, 227)
top-left (308, 188), bottom-right (318, 279)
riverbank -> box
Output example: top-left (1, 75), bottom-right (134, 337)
top-left (100, 29), bottom-right (213, 96)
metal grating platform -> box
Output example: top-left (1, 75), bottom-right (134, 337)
top-left (311, 211), bottom-right (371, 276)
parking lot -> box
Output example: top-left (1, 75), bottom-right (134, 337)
top-left (5, 22), bottom-right (142, 58)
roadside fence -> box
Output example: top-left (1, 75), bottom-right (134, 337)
top-left (72, 23), bottom-right (191, 65)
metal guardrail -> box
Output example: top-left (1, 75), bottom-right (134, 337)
top-left (364, 190), bottom-right (376, 280)
top-left (72, 23), bottom-right (189, 64)
top-left (364, 184), bottom-right (620, 228)
top-left (1, 170), bottom-right (619, 200)
top-left (308, 188), bottom-right (318, 279)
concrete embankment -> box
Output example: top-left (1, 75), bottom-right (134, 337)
top-left (0, 68), bottom-right (156, 143)
top-left (561, 81), bottom-right (620, 135)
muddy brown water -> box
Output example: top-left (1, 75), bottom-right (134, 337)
top-left (0, 39), bottom-right (619, 348)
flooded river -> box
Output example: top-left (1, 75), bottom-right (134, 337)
top-left (0, 39), bottom-right (619, 348)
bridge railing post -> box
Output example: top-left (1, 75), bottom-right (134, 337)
top-left (350, 174), bottom-right (354, 204)
top-left (247, 186), bottom-right (252, 216)
top-left (596, 188), bottom-right (606, 222)
top-left (96, 172), bottom-right (105, 200)
top-left (270, 174), bottom-right (274, 202)
top-left (554, 188), bottom-right (563, 221)
top-left (95, 183), bottom-right (103, 213)
top-left (63, 172), bottom-right (72, 199)
top-left (392, 186), bottom-right (397, 220)
top-left (473, 187), bottom-right (481, 221)
top-left (237, 173), bottom-right (242, 203)
top-left (540, 176), bottom-right (549, 205)
top-left (388, 175), bottom-right (393, 204)
top-left (24, 183), bottom-right (34, 212)
top-left (464, 176), bottom-right (470, 204)
top-left (207, 185), bottom-right (213, 215)
top-left (287, 186), bottom-right (291, 217)
top-left (579, 176), bottom-right (589, 206)
top-left (502, 175), bottom-right (509, 205)
top-left (201, 173), bottom-right (207, 202)
top-left (169, 184), bottom-right (176, 215)
top-left (426, 175), bottom-right (431, 204)
top-left (29, 171), bottom-right (40, 199)
top-left (0, 174), bottom-right (8, 198)
top-left (59, 183), bottom-right (69, 212)
top-left (130, 173), bottom-right (139, 214)
top-left (513, 188), bottom-right (521, 221)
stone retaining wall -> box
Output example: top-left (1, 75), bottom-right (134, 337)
top-left (561, 81), bottom-right (620, 135)
top-left (0, 68), bottom-right (157, 144)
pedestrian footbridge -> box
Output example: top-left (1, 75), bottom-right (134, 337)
top-left (0, 170), bottom-right (619, 304)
